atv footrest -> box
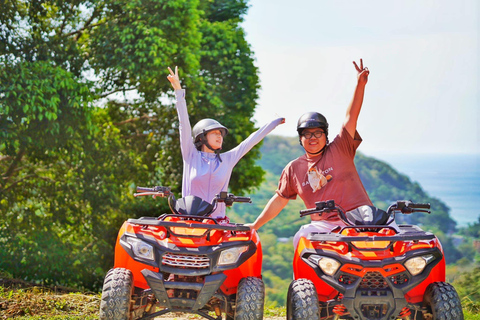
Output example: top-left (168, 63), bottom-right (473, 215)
top-left (141, 269), bottom-right (227, 311)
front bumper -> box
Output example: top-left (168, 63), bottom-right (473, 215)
top-left (301, 226), bottom-right (443, 319)
top-left (141, 269), bottom-right (227, 310)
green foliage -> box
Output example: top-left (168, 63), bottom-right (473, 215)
top-left (462, 216), bottom-right (480, 238)
top-left (454, 267), bottom-right (480, 317)
top-left (0, 60), bottom-right (93, 159)
top-left (1, 0), bottom-right (264, 290)
top-left (455, 267), bottom-right (480, 306)
top-left (196, 0), bottom-right (263, 195)
top-left (88, 0), bottom-right (202, 101)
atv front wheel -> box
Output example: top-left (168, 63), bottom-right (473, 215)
top-left (286, 279), bottom-right (319, 320)
top-left (99, 268), bottom-right (134, 320)
top-left (423, 282), bottom-right (464, 320)
top-left (234, 277), bottom-right (265, 320)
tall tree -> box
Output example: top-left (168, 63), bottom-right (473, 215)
top-left (0, 0), bottom-right (263, 288)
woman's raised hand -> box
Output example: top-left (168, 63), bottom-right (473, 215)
top-left (167, 66), bottom-right (182, 90)
top-left (353, 59), bottom-right (369, 86)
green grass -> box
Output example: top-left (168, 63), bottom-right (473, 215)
top-left (0, 286), bottom-right (99, 319)
top-left (15, 317), bottom-right (97, 320)
top-left (465, 312), bottom-right (480, 320)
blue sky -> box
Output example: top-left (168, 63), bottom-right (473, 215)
top-left (242, 0), bottom-right (479, 156)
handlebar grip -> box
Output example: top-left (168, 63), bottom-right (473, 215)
top-left (235, 196), bottom-right (252, 203)
top-left (412, 203), bottom-right (431, 209)
top-left (137, 187), bottom-right (155, 192)
top-left (300, 208), bottom-right (318, 215)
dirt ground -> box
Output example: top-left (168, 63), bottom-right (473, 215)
top-left (150, 312), bottom-right (284, 320)
top-left (0, 278), bottom-right (285, 320)
top-left (154, 318), bottom-right (283, 320)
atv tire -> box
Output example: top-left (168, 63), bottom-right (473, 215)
top-left (99, 268), bottom-right (134, 320)
top-left (423, 282), bottom-right (464, 320)
top-left (234, 277), bottom-right (265, 320)
top-left (286, 279), bottom-right (319, 320)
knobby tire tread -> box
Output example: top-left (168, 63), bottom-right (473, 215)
top-left (99, 268), bottom-right (133, 320)
top-left (234, 277), bottom-right (265, 320)
top-left (424, 282), bottom-right (464, 320)
top-left (287, 279), bottom-right (319, 320)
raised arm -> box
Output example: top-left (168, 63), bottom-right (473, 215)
top-left (245, 193), bottom-right (289, 230)
top-left (228, 117), bottom-right (285, 164)
top-left (167, 66), bottom-right (195, 157)
top-left (343, 59), bottom-right (370, 138)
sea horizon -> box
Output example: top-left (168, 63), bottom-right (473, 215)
top-left (367, 152), bottom-right (480, 228)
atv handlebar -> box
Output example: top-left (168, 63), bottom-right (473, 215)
top-left (299, 199), bottom-right (431, 227)
top-left (215, 191), bottom-right (252, 207)
top-left (134, 186), bottom-right (172, 198)
top-left (387, 200), bottom-right (431, 215)
top-left (134, 186), bottom-right (252, 211)
top-left (299, 200), bottom-right (345, 219)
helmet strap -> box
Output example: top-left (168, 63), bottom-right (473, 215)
top-left (200, 135), bottom-right (223, 162)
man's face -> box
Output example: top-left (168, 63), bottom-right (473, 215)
top-left (300, 128), bottom-right (326, 155)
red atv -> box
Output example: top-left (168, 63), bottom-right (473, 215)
top-left (287, 200), bottom-right (464, 320)
top-left (99, 186), bottom-right (265, 320)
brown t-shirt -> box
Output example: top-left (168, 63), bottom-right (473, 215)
top-left (277, 127), bottom-right (372, 221)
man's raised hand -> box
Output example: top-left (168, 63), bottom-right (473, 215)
top-left (353, 59), bottom-right (369, 85)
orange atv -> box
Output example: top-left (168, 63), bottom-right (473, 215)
top-left (99, 186), bottom-right (264, 320)
top-left (287, 200), bottom-right (463, 320)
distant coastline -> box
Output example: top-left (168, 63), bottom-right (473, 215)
top-left (369, 152), bottom-right (480, 227)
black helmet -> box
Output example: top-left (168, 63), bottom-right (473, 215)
top-left (296, 112), bottom-right (329, 136)
top-left (192, 118), bottom-right (228, 149)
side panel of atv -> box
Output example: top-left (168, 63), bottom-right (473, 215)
top-left (405, 255), bottom-right (446, 303)
top-left (293, 238), bottom-right (338, 301)
top-left (113, 222), bottom-right (158, 289)
top-left (221, 233), bottom-right (263, 296)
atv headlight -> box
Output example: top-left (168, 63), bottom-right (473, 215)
top-left (309, 255), bottom-right (341, 276)
top-left (405, 255), bottom-right (434, 276)
top-left (218, 246), bottom-right (248, 266)
top-left (127, 237), bottom-right (155, 261)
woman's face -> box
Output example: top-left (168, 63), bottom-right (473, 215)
top-left (203, 129), bottom-right (223, 152)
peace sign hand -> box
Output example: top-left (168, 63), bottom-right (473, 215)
top-left (167, 66), bottom-right (182, 90)
top-left (353, 59), bottom-right (369, 85)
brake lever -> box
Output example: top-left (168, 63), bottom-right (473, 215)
top-left (415, 209), bottom-right (431, 214)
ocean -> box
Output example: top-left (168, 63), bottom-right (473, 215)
top-left (370, 153), bottom-right (480, 227)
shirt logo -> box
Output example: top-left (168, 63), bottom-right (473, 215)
top-left (306, 167), bottom-right (332, 192)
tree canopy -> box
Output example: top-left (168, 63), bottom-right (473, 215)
top-left (1, 0), bottom-right (263, 289)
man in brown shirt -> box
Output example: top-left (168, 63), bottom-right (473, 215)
top-left (247, 59), bottom-right (372, 248)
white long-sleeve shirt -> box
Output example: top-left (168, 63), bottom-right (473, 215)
top-left (175, 89), bottom-right (283, 218)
